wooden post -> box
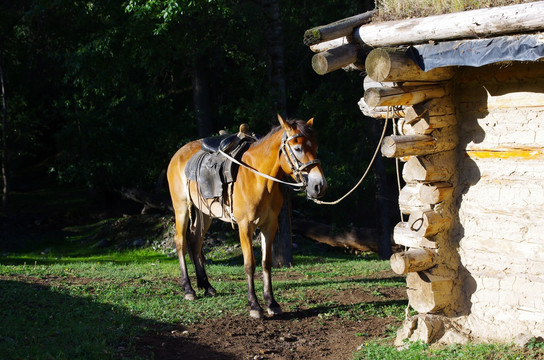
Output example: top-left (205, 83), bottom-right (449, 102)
top-left (303, 10), bottom-right (376, 46)
top-left (365, 48), bottom-right (455, 82)
top-left (312, 44), bottom-right (361, 75)
top-left (390, 248), bottom-right (436, 275)
top-left (419, 182), bottom-right (453, 205)
top-left (408, 209), bottom-right (451, 237)
top-left (393, 222), bottom-right (437, 249)
top-left (364, 85), bottom-right (446, 108)
top-left (402, 151), bottom-right (456, 183)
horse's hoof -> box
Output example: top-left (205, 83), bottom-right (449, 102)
top-left (267, 306), bottom-right (282, 316)
top-left (184, 293), bottom-right (197, 301)
top-left (249, 309), bottom-right (264, 319)
top-left (204, 288), bottom-right (217, 297)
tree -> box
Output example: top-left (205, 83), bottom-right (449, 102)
top-left (0, 40), bottom-right (7, 208)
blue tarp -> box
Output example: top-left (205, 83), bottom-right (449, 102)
top-left (406, 34), bottom-right (544, 71)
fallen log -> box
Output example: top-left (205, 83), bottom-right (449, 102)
top-left (120, 187), bottom-right (174, 214)
top-left (292, 218), bottom-right (380, 253)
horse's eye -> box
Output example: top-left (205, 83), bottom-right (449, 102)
top-left (294, 145), bottom-right (303, 154)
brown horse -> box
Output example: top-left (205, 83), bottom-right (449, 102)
top-left (167, 115), bottom-right (327, 318)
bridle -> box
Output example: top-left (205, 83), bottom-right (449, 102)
top-left (218, 131), bottom-right (321, 193)
top-left (279, 132), bottom-right (321, 191)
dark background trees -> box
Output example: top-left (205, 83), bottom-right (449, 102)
top-left (0, 0), bottom-right (398, 241)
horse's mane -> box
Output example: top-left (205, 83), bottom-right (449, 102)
top-left (255, 118), bottom-right (316, 146)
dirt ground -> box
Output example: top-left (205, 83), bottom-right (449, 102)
top-left (135, 287), bottom-right (406, 360)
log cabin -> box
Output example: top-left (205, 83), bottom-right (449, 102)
top-left (305, 1), bottom-right (544, 345)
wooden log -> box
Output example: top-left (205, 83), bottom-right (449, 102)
top-left (419, 182), bottom-right (453, 205)
top-left (390, 248), bottom-right (436, 275)
top-left (393, 222), bottom-right (437, 249)
top-left (120, 187), bottom-right (173, 213)
top-left (408, 209), bottom-right (451, 237)
top-left (406, 271), bottom-right (454, 313)
top-left (399, 183), bottom-right (428, 215)
top-left (402, 151), bottom-right (456, 183)
top-left (357, 97), bottom-right (405, 119)
top-left (364, 85), bottom-right (446, 108)
top-left (312, 44), bottom-right (361, 75)
top-left (402, 114), bottom-right (456, 135)
top-left (405, 98), bottom-right (455, 124)
top-left (303, 10), bottom-right (376, 46)
top-left (363, 76), bottom-right (394, 91)
top-left (365, 47), bottom-right (455, 82)
top-left (353, 2), bottom-right (544, 47)
top-left (383, 126), bottom-right (458, 158)
top-left (292, 218), bottom-right (380, 253)
top-left (309, 37), bottom-right (348, 53)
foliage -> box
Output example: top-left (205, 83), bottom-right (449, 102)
top-left (0, 0), bottom-right (399, 229)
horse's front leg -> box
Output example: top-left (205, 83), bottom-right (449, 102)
top-left (260, 223), bottom-right (282, 316)
top-left (238, 221), bottom-right (263, 319)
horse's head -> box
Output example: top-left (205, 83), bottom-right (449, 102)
top-left (277, 115), bottom-right (327, 199)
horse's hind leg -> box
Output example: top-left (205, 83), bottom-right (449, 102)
top-left (173, 206), bottom-right (197, 300)
top-left (187, 213), bottom-right (217, 297)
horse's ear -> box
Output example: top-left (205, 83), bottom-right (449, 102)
top-left (277, 114), bottom-right (294, 132)
top-left (306, 118), bottom-right (314, 127)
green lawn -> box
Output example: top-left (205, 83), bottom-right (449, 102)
top-left (1, 217), bottom-right (542, 359)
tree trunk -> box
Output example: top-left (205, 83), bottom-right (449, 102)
top-left (370, 119), bottom-right (393, 259)
top-left (0, 40), bottom-right (7, 209)
top-left (192, 59), bottom-right (213, 138)
top-left (261, 0), bottom-right (287, 121)
top-left (261, 0), bottom-right (291, 268)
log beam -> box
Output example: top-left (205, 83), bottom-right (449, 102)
top-left (402, 151), bottom-right (456, 183)
top-left (312, 44), bottom-right (362, 75)
top-left (390, 248), bottom-right (436, 275)
top-left (406, 271), bottom-right (454, 313)
top-left (303, 10), bottom-right (376, 46)
top-left (405, 98), bottom-right (455, 124)
top-left (408, 209), bottom-right (451, 237)
top-left (364, 85), bottom-right (446, 108)
top-left (365, 48), bottom-right (455, 82)
top-left (353, 2), bottom-right (544, 47)
top-left (381, 135), bottom-right (435, 158)
top-left (393, 222), bottom-right (437, 249)
top-left (358, 97), bottom-right (405, 119)
top-left (399, 183), bottom-right (430, 215)
top-left (419, 182), bottom-right (453, 205)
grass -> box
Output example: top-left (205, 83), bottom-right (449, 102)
top-left (2, 212), bottom-right (543, 359)
top-left (374, 0), bottom-right (537, 21)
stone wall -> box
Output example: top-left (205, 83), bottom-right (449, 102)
top-left (453, 61), bottom-right (544, 341)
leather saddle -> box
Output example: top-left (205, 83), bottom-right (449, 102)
top-left (185, 124), bottom-right (255, 200)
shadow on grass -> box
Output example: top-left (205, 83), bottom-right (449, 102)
top-left (273, 299), bottom-right (409, 321)
top-left (0, 279), bottom-right (234, 360)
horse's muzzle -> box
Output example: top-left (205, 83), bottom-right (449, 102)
top-left (306, 171), bottom-right (327, 199)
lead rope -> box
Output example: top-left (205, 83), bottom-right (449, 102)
top-left (312, 109), bottom-right (390, 205)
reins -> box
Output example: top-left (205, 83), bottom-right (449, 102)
top-left (311, 109), bottom-right (390, 205)
top-left (218, 149), bottom-right (307, 191)
top-left (218, 110), bottom-right (390, 205)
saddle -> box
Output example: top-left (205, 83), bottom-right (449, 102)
top-left (185, 124), bottom-right (256, 200)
